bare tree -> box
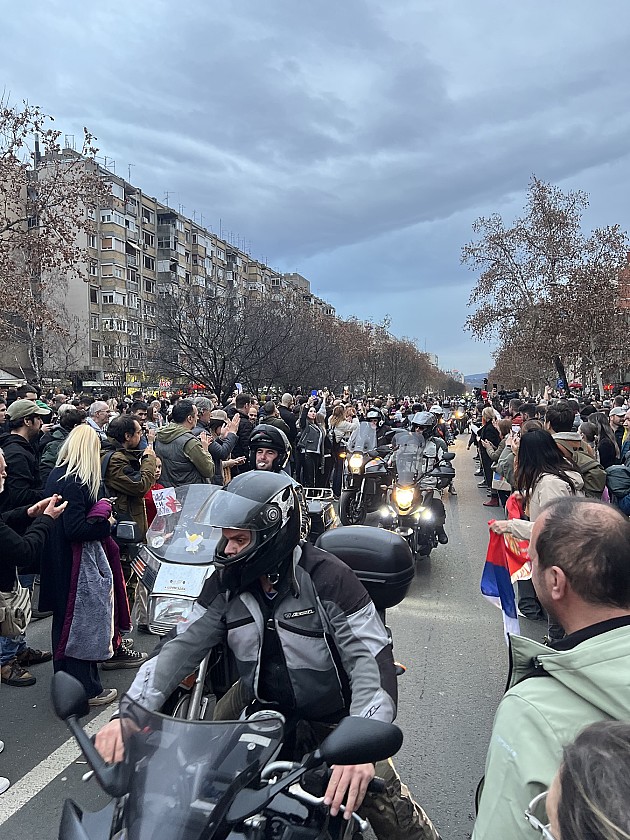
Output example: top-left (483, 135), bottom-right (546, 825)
top-left (0, 97), bottom-right (106, 382)
top-left (463, 176), bottom-right (628, 392)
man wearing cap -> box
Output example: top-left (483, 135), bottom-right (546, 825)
top-left (201, 409), bottom-right (242, 485)
top-left (0, 400), bottom-right (49, 517)
top-left (610, 407), bottom-right (626, 452)
top-left (0, 399), bottom-right (53, 686)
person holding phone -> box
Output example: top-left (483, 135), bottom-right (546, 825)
top-left (478, 407), bottom-right (501, 506)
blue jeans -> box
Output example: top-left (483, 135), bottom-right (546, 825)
top-left (0, 634), bottom-right (26, 666)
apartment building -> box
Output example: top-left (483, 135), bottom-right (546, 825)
top-left (33, 151), bottom-right (335, 391)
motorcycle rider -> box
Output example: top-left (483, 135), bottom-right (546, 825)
top-left (429, 405), bottom-right (453, 446)
top-left (348, 406), bottom-right (391, 451)
top-left (95, 471), bottom-right (439, 840)
top-left (248, 424), bottom-right (291, 473)
top-left (405, 411), bottom-right (450, 543)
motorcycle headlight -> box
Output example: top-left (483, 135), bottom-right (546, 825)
top-left (394, 486), bottom-right (414, 509)
top-left (349, 453), bottom-right (364, 472)
top-left (151, 596), bottom-right (196, 628)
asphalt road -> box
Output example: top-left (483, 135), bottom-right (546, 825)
top-left (0, 436), bottom-right (542, 839)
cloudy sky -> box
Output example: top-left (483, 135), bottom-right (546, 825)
top-left (2, 0), bottom-right (629, 374)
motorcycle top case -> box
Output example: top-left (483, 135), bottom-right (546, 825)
top-left (315, 525), bottom-right (414, 610)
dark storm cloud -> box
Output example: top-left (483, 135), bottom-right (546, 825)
top-left (1, 0), bottom-right (629, 371)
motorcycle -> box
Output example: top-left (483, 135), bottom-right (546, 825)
top-left (132, 482), bottom-right (339, 720)
top-left (379, 432), bottom-right (455, 559)
top-left (339, 424), bottom-right (392, 525)
top-left (51, 670), bottom-right (403, 840)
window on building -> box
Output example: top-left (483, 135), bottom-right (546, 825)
top-left (111, 182), bottom-right (124, 200)
top-left (100, 211), bottom-right (112, 224)
top-left (90, 287), bottom-right (98, 304)
top-left (87, 207), bottom-right (96, 220)
top-left (91, 341), bottom-right (100, 357)
top-left (91, 315), bottom-right (99, 330)
top-left (143, 231), bottom-right (154, 248)
top-left (101, 264), bottom-right (114, 277)
top-left (103, 345), bottom-right (112, 357)
top-left (142, 208), bottom-right (154, 224)
top-left (88, 234), bottom-right (97, 249)
top-left (89, 260), bottom-right (98, 276)
top-left (144, 278), bottom-right (156, 294)
top-left (144, 255), bottom-right (155, 271)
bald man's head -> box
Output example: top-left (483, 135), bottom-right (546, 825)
top-left (532, 498), bottom-right (630, 610)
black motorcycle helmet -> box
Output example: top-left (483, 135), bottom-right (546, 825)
top-left (208, 472), bottom-right (303, 592)
top-left (249, 424), bottom-right (291, 471)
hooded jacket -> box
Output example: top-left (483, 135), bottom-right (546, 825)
top-left (154, 422), bottom-right (215, 487)
top-left (101, 438), bottom-right (156, 539)
top-left (0, 432), bottom-right (43, 517)
top-left (473, 622), bottom-right (630, 840)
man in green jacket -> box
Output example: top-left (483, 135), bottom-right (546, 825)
top-left (154, 399), bottom-right (216, 487)
top-left (473, 497), bottom-right (630, 840)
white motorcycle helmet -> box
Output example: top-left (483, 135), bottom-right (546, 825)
top-left (410, 411), bottom-right (436, 433)
top-left (429, 404), bottom-right (444, 417)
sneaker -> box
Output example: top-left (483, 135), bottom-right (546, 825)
top-left (101, 647), bottom-right (148, 670)
top-left (88, 688), bottom-right (118, 707)
top-left (0, 777), bottom-right (9, 795)
top-left (1, 659), bottom-right (36, 687)
top-left (477, 480), bottom-right (488, 487)
top-left (483, 498), bottom-right (500, 507)
top-left (121, 637), bottom-right (135, 650)
top-left (436, 526), bottom-right (449, 545)
top-left (31, 609), bottom-right (53, 620)
top-left (474, 469), bottom-right (483, 476)
top-left (15, 647), bottom-right (52, 667)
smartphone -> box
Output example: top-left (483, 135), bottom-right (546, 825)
top-left (511, 425), bottom-right (521, 438)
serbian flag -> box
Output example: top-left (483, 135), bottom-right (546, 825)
top-left (480, 495), bottom-right (532, 643)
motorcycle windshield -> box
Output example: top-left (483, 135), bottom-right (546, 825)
top-left (347, 422), bottom-right (377, 453)
top-left (119, 697), bottom-right (284, 840)
top-left (146, 484), bottom-right (222, 564)
top-left (394, 433), bottom-right (426, 485)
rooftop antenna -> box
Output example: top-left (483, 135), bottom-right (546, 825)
top-left (64, 134), bottom-right (75, 150)
top-left (178, 204), bottom-right (185, 215)
top-left (164, 191), bottom-right (172, 206)
top-left (127, 163), bottom-right (135, 183)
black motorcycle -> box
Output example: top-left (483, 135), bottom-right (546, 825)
top-left (380, 432), bottom-right (455, 559)
top-left (51, 672), bottom-right (403, 840)
top-left (339, 424), bottom-right (392, 525)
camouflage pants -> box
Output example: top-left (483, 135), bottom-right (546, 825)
top-left (214, 680), bottom-right (440, 840)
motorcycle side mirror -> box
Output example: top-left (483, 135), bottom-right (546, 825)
top-left (51, 673), bottom-right (130, 799)
top-left (314, 717), bottom-right (403, 767)
top-left (51, 671), bottom-right (90, 720)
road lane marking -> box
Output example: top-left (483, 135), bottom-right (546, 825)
top-left (0, 706), bottom-right (117, 826)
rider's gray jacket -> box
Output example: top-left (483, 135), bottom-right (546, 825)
top-left (127, 542), bottom-right (398, 723)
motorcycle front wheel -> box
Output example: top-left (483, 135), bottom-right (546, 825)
top-left (339, 490), bottom-right (367, 525)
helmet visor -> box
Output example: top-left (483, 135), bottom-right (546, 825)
top-left (197, 491), bottom-right (280, 531)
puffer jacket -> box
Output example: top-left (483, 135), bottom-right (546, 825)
top-left (473, 622), bottom-right (630, 840)
top-left (125, 541), bottom-right (397, 723)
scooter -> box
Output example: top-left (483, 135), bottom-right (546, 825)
top-left (51, 670), bottom-right (403, 840)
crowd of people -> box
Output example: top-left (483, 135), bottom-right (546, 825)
top-left (1, 381), bottom-right (630, 839)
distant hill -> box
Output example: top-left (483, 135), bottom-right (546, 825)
top-left (464, 373), bottom-right (488, 389)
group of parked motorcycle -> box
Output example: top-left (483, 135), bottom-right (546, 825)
top-left (338, 422), bottom-right (456, 560)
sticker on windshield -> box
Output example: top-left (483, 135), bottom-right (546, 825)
top-left (152, 487), bottom-right (179, 516)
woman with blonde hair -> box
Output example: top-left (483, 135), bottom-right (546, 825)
top-left (39, 425), bottom-right (123, 706)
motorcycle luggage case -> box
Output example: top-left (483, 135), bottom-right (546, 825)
top-left (305, 489), bottom-right (339, 544)
top-left (430, 464), bottom-right (456, 489)
top-left (315, 525), bottom-right (413, 610)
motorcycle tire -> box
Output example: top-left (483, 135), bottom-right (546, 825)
top-left (339, 490), bottom-right (367, 525)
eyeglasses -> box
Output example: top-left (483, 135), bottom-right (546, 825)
top-left (525, 791), bottom-right (556, 840)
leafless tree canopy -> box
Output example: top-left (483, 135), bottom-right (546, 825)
top-left (462, 176), bottom-right (629, 392)
top-left (0, 98), bottom-right (107, 381)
